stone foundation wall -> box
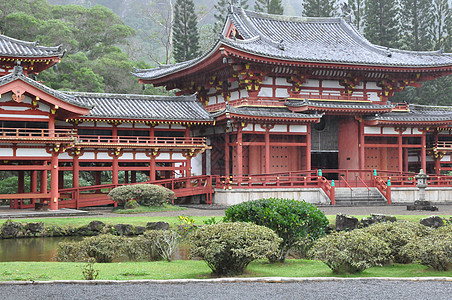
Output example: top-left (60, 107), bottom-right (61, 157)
top-left (391, 187), bottom-right (452, 204)
top-left (213, 188), bottom-right (331, 206)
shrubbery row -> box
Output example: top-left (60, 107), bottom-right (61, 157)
top-left (57, 230), bottom-right (179, 263)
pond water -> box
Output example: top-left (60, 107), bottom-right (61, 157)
top-left (0, 237), bottom-right (191, 262)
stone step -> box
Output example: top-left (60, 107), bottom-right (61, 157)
top-left (333, 187), bottom-right (387, 206)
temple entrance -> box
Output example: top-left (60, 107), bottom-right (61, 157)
top-left (311, 152), bottom-right (338, 179)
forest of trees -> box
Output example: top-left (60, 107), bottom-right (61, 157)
top-left (1, 0), bottom-right (452, 105)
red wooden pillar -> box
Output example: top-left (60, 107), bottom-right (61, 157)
top-left (124, 171), bottom-right (129, 184)
top-left (398, 133), bottom-right (403, 173)
top-left (18, 171), bottom-right (25, 193)
top-left (359, 122), bottom-right (365, 170)
top-left (237, 125), bottom-right (243, 178)
top-left (421, 133), bottom-right (427, 171)
top-left (49, 116), bottom-right (55, 137)
top-left (150, 156), bottom-right (156, 181)
top-left (112, 124), bottom-right (118, 142)
top-left (50, 152), bottom-right (59, 210)
top-left (306, 124), bottom-right (311, 171)
top-left (265, 127), bottom-right (270, 174)
top-left (30, 170), bottom-right (38, 205)
top-left (434, 130), bottom-right (441, 175)
top-left (112, 155), bottom-right (119, 185)
top-left (225, 132), bottom-right (230, 177)
top-left (31, 170), bottom-right (38, 192)
top-left (73, 156), bottom-right (79, 188)
top-left (149, 126), bottom-right (156, 181)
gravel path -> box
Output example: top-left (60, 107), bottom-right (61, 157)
top-left (2, 279), bottom-right (452, 300)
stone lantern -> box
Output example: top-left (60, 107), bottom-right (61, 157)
top-left (407, 169), bottom-right (438, 211)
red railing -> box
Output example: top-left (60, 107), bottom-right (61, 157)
top-left (374, 176), bottom-right (391, 204)
top-left (206, 98), bottom-right (283, 112)
top-left (76, 135), bottom-right (207, 146)
top-left (289, 91), bottom-right (369, 101)
top-left (0, 127), bottom-right (75, 139)
top-left (59, 175), bottom-right (216, 209)
top-left (433, 141), bottom-right (452, 151)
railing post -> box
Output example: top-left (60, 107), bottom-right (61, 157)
top-left (387, 179), bottom-right (392, 205)
top-left (331, 180), bottom-right (335, 205)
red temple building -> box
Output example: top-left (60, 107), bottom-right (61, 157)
top-left (3, 7), bottom-right (452, 209)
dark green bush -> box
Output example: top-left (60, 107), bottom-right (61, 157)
top-left (401, 224), bottom-right (452, 271)
top-left (57, 234), bottom-right (125, 263)
top-left (224, 198), bottom-right (328, 262)
top-left (108, 184), bottom-right (175, 206)
top-left (360, 221), bottom-right (432, 263)
top-left (189, 222), bottom-right (281, 275)
top-left (309, 230), bottom-right (392, 274)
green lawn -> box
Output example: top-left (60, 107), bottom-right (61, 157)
top-left (113, 204), bottom-right (187, 214)
top-left (0, 260), bottom-right (450, 281)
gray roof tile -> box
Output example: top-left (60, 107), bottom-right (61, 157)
top-left (212, 105), bottom-right (322, 120)
top-left (67, 92), bottom-right (213, 122)
top-left (0, 67), bottom-right (90, 108)
top-left (134, 6), bottom-right (452, 81)
top-left (0, 34), bottom-right (64, 58)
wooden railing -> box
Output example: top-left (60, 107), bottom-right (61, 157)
top-left (289, 91), bottom-right (369, 101)
top-left (59, 175), bottom-right (216, 209)
top-left (374, 176), bottom-right (391, 204)
top-left (76, 135), bottom-right (207, 146)
top-left (0, 127), bottom-right (75, 139)
top-left (206, 98), bottom-right (283, 112)
top-left (432, 141), bottom-right (452, 151)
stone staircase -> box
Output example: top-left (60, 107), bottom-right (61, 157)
top-left (334, 187), bottom-right (387, 206)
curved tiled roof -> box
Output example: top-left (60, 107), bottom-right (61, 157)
top-left (133, 6), bottom-right (452, 81)
top-left (285, 99), bottom-right (393, 111)
top-left (365, 104), bottom-right (452, 123)
top-left (66, 92), bottom-right (213, 122)
top-left (212, 105), bottom-right (322, 121)
top-left (0, 34), bottom-right (64, 58)
top-left (0, 67), bottom-right (90, 109)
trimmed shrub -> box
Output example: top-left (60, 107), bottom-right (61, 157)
top-left (57, 234), bottom-right (125, 263)
top-left (401, 224), bottom-right (452, 271)
top-left (108, 184), bottom-right (174, 206)
top-left (124, 230), bottom-right (180, 262)
top-left (224, 198), bottom-right (328, 262)
top-left (309, 230), bottom-right (392, 274)
top-left (360, 221), bottom-right (432, 263)
top-left (189, 222), bottom-right (282, 275)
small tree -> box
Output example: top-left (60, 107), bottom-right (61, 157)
top-left (189, 222), bottom-right (281, 275)
top-left (172, 0), bottom-right (201, 62)
top-left (224, 198), bottom-right (329, 262)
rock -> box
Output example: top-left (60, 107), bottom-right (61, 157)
top-left (335, 214), bottom-right (359, 231)
top-left (135, 226), bottom-right (146, 235)
top-left (146, 221), bottom-right (169, 230)
top-left (25, 222), bottom-right (44, 233)
top-left (420, 216), bottom-right (444, 228)
top-left (371, 214), bottom-right (397, 223)
top-left (89, 221), bottom-right (105, 232)
top-left (1, 220), bottom-right (24, 238)
top-left (114, 224), bottom-right (135, 235)
top-left (360, 217), bottom-right (376, 228)
top-left (407, 200), bottom-right (438, 211)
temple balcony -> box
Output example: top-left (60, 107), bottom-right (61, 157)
top-left (0, 128), bottom-right (75, 143)
top-left (206, 98), bottom-right (284, 112)
top-left (288, 91), bottom-right (369, 102)
top-left (75, 135), bottom-right (208, 150)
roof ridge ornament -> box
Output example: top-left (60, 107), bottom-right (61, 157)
top-left (13, 61), bottom-right (24, 76)
top-left (341, 3), bottom-right (352, 23)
